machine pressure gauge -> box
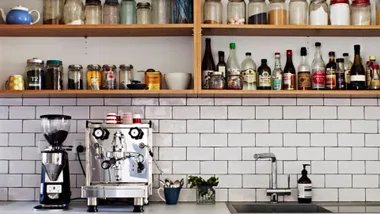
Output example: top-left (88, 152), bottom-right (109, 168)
top-left (93, 127), bottom-right (110, 140)
top-left (129, 127), bottom-right (144, 140)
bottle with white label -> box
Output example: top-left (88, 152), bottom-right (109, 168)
top-left (298, 164), bottom-right (312, 203)
top-left (241, 52), bottom-right (257, 90)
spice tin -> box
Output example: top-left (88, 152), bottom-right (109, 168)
top-left (145, 69), bottom-right (161, 90)
top-left (87, 64), bottom-right (102, 90)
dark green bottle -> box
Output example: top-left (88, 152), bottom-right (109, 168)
top-left (298, 164), bottom-right (312, 203)
top-left (257, 59), bottom-right (272, 90)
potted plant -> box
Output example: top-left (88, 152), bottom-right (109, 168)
top-left (188, 176), bottom-right (219, 204)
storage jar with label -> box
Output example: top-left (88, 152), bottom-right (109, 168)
top-left (227, 0), bottom-right (246, 24)
top-left (121, 0), bottom-right (137, 24)
top-left (87, 64), bottom-right (102, 90)
top-left (85, 0), bottom-right (102, 24)
top-left (45, 60), bottom-right (63, 90)
top-left (63, 0), bottom-right (84, 25)
top-left (152, 0), bottom-right (171, 24)
top-left (209, 72), bottom-right (225, 89)
top-left (68, 65), bottom-right (83, 90)
top-left (26, 58), bottom-right (45, 90)
top-left (103, 0), bottom-right (120, 24)
top-left (204, 0), bottom-right (223, 24)
top-left (309, 0), bottom-right (329, 25)
top-left (43, 0), bottom-right (65, 24)
top-left (137, 2), bottom-right (151, 24)
top-left (102, 64), bottom-right (117, 90)
top-left (119, 64), bottom-right (134, 89)
top-left (330, 0), bottom-right (350, 25)
top-left (268, 0), bottom-right (287, 25)
top-left (227, 71), bottom-right (243, 90)
top-left (351, 0), bottom-right (371, 25)
top-left (289, 0), bottom-right (308, 25)
top-left (248, 0), bottom-right (268, 24)
top-left (145, 69), bottom-right (161, 90)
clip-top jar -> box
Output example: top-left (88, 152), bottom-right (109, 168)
top-left (119, 64), bottom-right (134, 89)
top-left (85, 0), bottom-right (102, 24)
top-left (351, 0), bottom-right (371, 25)
top-left (309, 0), bottom-right (329, 25)
top-left (26, 58), bottom-right (45, 90)
top-left (152, 0), bottom-right (172, 24)
top-left (87, 64), bottom-right (102, 90)
top-left (248, 0), bottom-right (268, 24)
top-left (227, 0), bottom-right (246, 24)
top-left (121, 0), bottom-right (137, 24)
top-left (204, 0), bottom-right (223, 24)
top-left (63, 0), bottom-right (84, 24)
top-left (137, 2), bottom-right (152, 24)
top-left (45, 60), bottom-right (63, 90)
top-left (102, 64), bottom-right (117, 90)
top-left (268, 0), bottom-right (287, 25)
top-left (209, 71), bottom-right (225, 89)
top-left (68, 65), bottom-right (83, 90)
top-left (44, 0), bottom-right (65, 24)
top-left (330, 0), bottom-right (350, 25)
top-left (103, 0), bottom-right (120, 24)
top-left (289, 0), bottom-right (308, 25)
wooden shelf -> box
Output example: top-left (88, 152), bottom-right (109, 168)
top-left (0, 24), bottom-right (194, 37)
top-left (202, 24), bottom-right (380, 37)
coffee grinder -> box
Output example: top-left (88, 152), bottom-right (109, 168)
top-left (34, 115), bottom-right (72, 210)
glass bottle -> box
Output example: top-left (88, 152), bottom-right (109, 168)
top-left (204, 0), bottom-right (223, 24)
top-left (102, 64), bottom-right (117, 90)
top-left (268, 0), bottom-right (287, 25)
top-left (272, 52), bottom-right (283, 90)
top-left (343, 53), bottom-right (352, 89)
top-left (217, 51), bottom-right (227, 85)
top-left (311, 42), bottom-right (326, 90)
top-left (103, 0), bottom-right (120, 24)
top-left (258, 59), bottom-right (271, 90)
top-left (330, 0), bottom-right (350, 25)
top-left (202, 38), bottom-right (216, 89)
top-left (336, 58), bottom-right (346, 90)
top-left (351, 0), bottom-right (371, 25)
top-left (366, 56), bottom-right (377, 89)
top-left (68, 65), bottom-right (83, 90)
top-left (298, 47), bottom-right (311, 90)
top-left (137, 2), bottom-right (152, 24)
top-left (227, 71), bottom-right (243, 90)
top-left (152, 0), bottom-right (172, 24)
top-left (377, 0), bottom-right (380, 24)
top-left (227, 43), bottom-right (241, 74)
top-left (241, 52), bottom-right (257, 90)
top-left (289, 0), bottom-right (308, 25)
top-left (85, 0), bottom-right (102, 24)
top-left (309, 0), bottom-right (329, 25)
top-left (63, 0), bottom-right (84, 25)
top-left (370, 64), bottom-right (380, 89)
top-left (248, 0), bottom-right (268, 24)
top-left (209, 72), bottom-right (225, 89)
top-left (325, 52), bottom-right (337, 90)
top-left (87, 64), bottom-right (102, 90)
top-left (26, 58), bottom-right (45, 90)
top-left (172, 0), bottom-right (193, 23)
top-left (120, 0), bottom-right (137, 24)
top-left (45, 60), bottom-right (63, 90)
top-left (43, 0), bottom-right (65, 24)
top-left (119, 64), bottom-right (134, 89)
top-left (283, 50), bottom-right (296, 90)
top-left (350, 45), bottom-right (366, 90)
top-left (227, 0), bottom-right (246, 24)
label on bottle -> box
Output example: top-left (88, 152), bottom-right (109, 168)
top-left (298, 72), bottom-right (311, 89)
top-left (283, 73), bottom-right (295, 90)
top-left (27, 76), bottom-right (40, 87)
top-left (351, 75), bottom-right (366, 82)
top-left (273, 72), bottom-right (282, 90)
top-left (325, 68), bottom-right (336, 89)
top-left (312, 69), bottom-right (325, 89)
top-left (202, 70), bottom-right (214, 89)
top-left (345, 69), bottom-right (351, 84)
top-left (367, 66), bottom-right (373, 88)
top-left (218, 66), bottom-right (226, 78)
top-left (298, 184), bottom-right (312, 199)
top-left (336, 73), bottom-right (345, 89)
top-left (243, 69), bottom-right (256, 83)
top-left (259, 71), bottom-right (271, 87)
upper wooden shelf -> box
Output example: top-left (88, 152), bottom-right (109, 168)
top-left (202, 24), bottom-right (380, 37)
top-left (0, 24), bottom-right (194, 37)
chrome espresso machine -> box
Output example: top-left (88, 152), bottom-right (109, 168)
top-left (82, 122), bottom-right (153, 213)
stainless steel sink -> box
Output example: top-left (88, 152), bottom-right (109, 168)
top-left (227, 203), bottom-right (333, 213)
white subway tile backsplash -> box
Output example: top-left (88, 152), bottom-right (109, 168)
top-left (173, 161), bottom-right (199, 174)
top-left (8, 188), bottom-right (34, 201)
top-left (201, 134), bottom-right (227, 147)
top-left (215, 98), bottom-right (241, 106)
top-left (324, 120), bottom-right (351, 133)
top-left (325, 175), bottom-right (352, 188)
top-left (324, 98), bottom-right (350, 106)
top-left (352, 148), bottom-right (378, 160)
top-left (269, 147), bottom-right (297, 160)
top-left (325, 148), bottom-right (351, 160)
top-left (0, 98), bottom-right (22, 106)
top-left (297, 98), bottom-right (323, 106)
top-left (200, 161), bottom-right (227, 174)
top-left (159, 98), bottom-right (186, 106)
top-left (297, 120), bottom-right (323, 133)
top-left (153, 134), bottom-right (172, 147)
top-left (77, 98), bottom-right (103, 105)
top-left (22, 175), bottom-right (40, 188)
top-left (0, 147), bottom-right (21, 160)
top-left (353, 175), bottom-right (378, 188)
top-left (242, 120), bottom-right (269, 133)
top-left (352, 120), bottom-right (378, 133)
top-left (270, 98), bottom-right (296, 106)
top-left (159, 148), bottom-right (186, 160)
top-left (0, 161), bottom-right (8, 173)
top-left (339, 161), bottom-right (365, 174)
top-left (311, 134), bottom-right (337, 147)
top-left (187, 148), bottom-right (214, 160)
top-left (228, 107), bottom-right (255, 119)
top-left (23, 98), bottom-right (49, 106)
top-left (9, 107), bottom-right (35, 119)
top-left (298, 148), bottom-right (324, 160)
top-left (312, 161), bottom-right (338, 174)
top-left (366, 161), bottom-right (380, 174)
top-left (365, 106), bottom-right (380, 119)
top-left (90, 106), bottom-right (117, 119)
top-left (284, 134), bottom-right (310, 147)
top-left (104, 98), bottom-right (131, 106)
top-left (243, 98), bottom-right (269, 106)
top-left (228, 134), bottom-right (255, 147)
top-left (201, 107), bottom-right (227, 119)
top-left (9, 161), bottom-right (34, 173)
top-left (339, 189), bottom-right (365, 201)
top-left (256, 134), bottom-right (282, 147)
top-left (132, 98), bottom-right (159, 106)
top-left (153, 161), bottom-right (172, 174)
top-left (0, 120), bottom-right (22, 133)
top-left (0, 175), bottom-right (21, 187)
top-left (228, 161), bottom-right (255, 174)
top-left (338, 134), bottom-right (365, 147)
top-left (63, 107), bottom-right (89, 119)
top-left (311, 107), bottom-right (337, 119)
top-left (218, 175), bottom-right (242, 188)
top-left (365, 134), bottom-right (380, 147)
top-left (36, 106), bottom-right (62, 117)
top-left (215, 148), bottom-right (241, 160)
top-left (173, 134), bottom-right (199, 147)
top-left (366, 189), bottom-right (380, 201)
top-left (215, 120), bottom-right (241, 133)
top-left (308, 175), bottom-right (325, 188)
top-left (229, 189), bottom-right (256, 201)
top-left (256, 107), bottom-right (282, 119)
top-left (270, 120), bottom-right (296, 133)
top-left (187, 120), bottom-right (213, 133)
top-left (160, 120), bottom-right (186, 133)
top-left (243, 175), bottom-right (269, 188)
top-left (338, 106), bottom-right (364, 119)
top-left (313, 189), bottom-right (338, 201)
top-left (145, 107), bottom-right (172, 119)
top-left (50, 98), bottom-right (76, 106)
top-left (283, 161), bottom-right (311, 174)
top-left (242, 148), bottom-right (269, 160)
top-left (9, 133), bottom-right (34, 146)
top-left (187, 98), bottom-right (213, 106)
top-left (351, 98), bottom-right (378, 106)
top-left (0, 107), bottom-right (8, 119)
top-left (118, 106), bottom-right (144, 117)
top-left (172, 107), bottom-right (199, 119)
top-left (284, 107), bottom-right (309, 119)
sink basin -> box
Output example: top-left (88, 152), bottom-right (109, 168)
top-left (227, 203), bottom-right (333, 213)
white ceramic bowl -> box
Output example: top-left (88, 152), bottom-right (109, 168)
top-left (164, 73), bottom-right (191, 90)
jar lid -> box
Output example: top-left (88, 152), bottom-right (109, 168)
top-left (87, 64), bottom-right (101, 70)
top-left (47, 60), bottom-right (63, 65)
top-left (211, 71), bottom-right (223, 76)
top-left (370, 56), bottom-right (376, 60)
top-left (69, 64), bottom-right (83, 70)
top-left (102, 64), bottom-right (117, 70)
top-left (229, 71), bottom-right (241, 76)
top-left (249, 0), bottom-right (266, 2)
top-left (352, 0), bottom-right (370, 5)
top-left (137, 2), bottom-right (151, 8)
top-left (229, 0), bottom-right (244, 2)
top-left (120, 64), bottom-right (134, 70)
top-left (336, 58), bottom-right (344, 63)
top-left (105, 0), bottom-right (119, 5)
top-left (331, 0), bottom-right (349, 4)
top-left (86, 0), bottom-right (101, 4)
top-left (27, 58), bottom-right (43, 64)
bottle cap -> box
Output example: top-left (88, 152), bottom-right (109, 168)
top-left (352, 0), bottom-right (370, 5)
top-left (329, 51), bottom-right (335, 57)
top-left (354, 45), bottom-right (361, 51)
top-left (315, 42), bottom-right (321, 47)
top-left (330, 0), bottom-right (349, 4)
top-left (343, 53), bottom-right (349, 57)
top-left (218, 51), bottom-right (224, 56)
top-left (274, 52), bottom-right (280, 56)
top-left (205, 38), bottom-right (211, 42)
top-left (300, 47), bottom-right (307, 56)
top-left (336, 58), bottom-right (344, 63)
top-left (286, 50), bottom-right (292, 56)
top-left (47, 60), bottom-right (63, 65)
top-left (370, 56), bottom-right (376, 60)
top-left (302, 164), bottom-right (310, 176)
top-left (230, 43), bottom-right (236, 49)
top-left (261, 59), bottom-right (267, 63)
top-left (246, 52), bottom-right (252, 56)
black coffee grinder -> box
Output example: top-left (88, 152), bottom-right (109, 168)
top-left (34, 115), bottom-right (72, 210)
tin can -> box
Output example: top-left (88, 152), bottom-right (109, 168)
top-left (87, 64), bottom-right (102, 90)
top-left (102, 64), bottom-right (117, 90)
top-left (145, 69), bottom-right (161, 90)
top-left (6, 75), bottom-right (25, 90)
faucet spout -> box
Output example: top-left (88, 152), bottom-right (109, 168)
top-left (254, 153), bottom-right (276, 162)
top-left (254, 153), bottom-right (277, 190)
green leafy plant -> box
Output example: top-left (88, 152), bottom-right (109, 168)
top-left (188, 176), bottom-right (219, 204)
top-left (188, 176), bottom-right (219, 188)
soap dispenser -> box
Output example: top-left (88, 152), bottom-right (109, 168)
top-left (297, 164), bottom-right (312, 203)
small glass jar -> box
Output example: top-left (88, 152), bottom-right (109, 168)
top-left (87, 64), bottom-right (102, 90)
top-left (45, 60), bottom-right (63, 90)
top-left (227, 0), bottom-right (246, 24)
top-left (119, 64), bottom-right (134, 89)
top-left (63, 0), bottom-right (84, 25)
top-left (120, 0), bottom-right (137, 24)
top-left (204, 0), bottom-right (223, 24)
top-left (227, 71), bottom-right (243, 90)
top-left (309, 0), bottom-right (329, 25)
top-left (68, 65), bottom-right (83, 90)
top-left (137, 2), bottom-right (152, 24)
top-left (102, 64), bottom-right (117, 90)
top-left (289, 0), bottom-right (308, 24)
top-left (248, 0), bottom-right (268, 24)
top-left (85, 0), bottom-right (102, 24)
top-left (103, 0), bottom-right (120, 24)
top-left (209, 72), bottom-right (225, 89)
top-left (330, 0), bottom-right (350, 25)
top-left (152, 0), bottom-right (172, 24)
top-left (268, 0), bottom-right (287, 25)
top-left (43, 0), bottom-right (65, 24)
top-left (351, 0), bottom-right (371, 25)
top-left (26, 58), bottom-right (45, 90)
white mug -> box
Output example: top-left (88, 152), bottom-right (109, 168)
top-left (157, 187), bottom-right (166, 202)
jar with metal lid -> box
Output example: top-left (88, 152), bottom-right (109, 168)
top-left (102, 64), bottom-right (117, 90)
top-left (289, 0), bottom-right (308, 24)
top-left (87, 64), bottom-right (102, 90)
top-left (121, 0), bottom-right (137, 24)
top-left (227, 0), bottom-right (246, 24)
top-left (45, 60), bottom-right (63, 90)
top-left (63, 0), bottom-right (84, 25)
top-left (145, 69), bottom-right (161, 90)
top-left (26, 58), bottom-right (45, 90)
top-left (137, 2), bottom-right (151, 24)
top-left (103, 0), bottom-right (120, 24)
top-left (43, 0), bottom-right (65, 24)
top-left (309, 0), bottom-right (329, 25)
top-left (227, 71), bottom-right (243, 90)
top-left (209, 72), bottom-right (225, 89)
top-left (68, 65), bottom-right (83, 90)
top-left (330, 0), bottom-right (350, 25)
top-left (268, 0), bottom-right (287, 25)
top-left (152, 0), bottom-right (172, 24)
top-left (248, 0), bottom-right (268, 24)
top-left (119, 64), bottom-right (134, 89)
top-left (204, 0), bottom-right (223, 24)
top-left (85, 0), bottom-right (102, 24)
top-left (351, 0), bottom-right (371, 25)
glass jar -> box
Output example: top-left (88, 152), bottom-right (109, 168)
top-left (137, 2), bottom-right (152, 24)
top-left (309, 0), bottom-right (329, 25)
top-left (102, 64), bottom-right (117, 90)
top-left (103, 0), bottom-right (120, 24)
top-left (68, 65), bottom-right (83, 90)
top-left (152, 0), bottom-right (172, 24)
top-left (45, 60), bottom-right (63, 90)
top-left (351, 0), bottom-right (371, 25)
top-left (268, 0), bottom-right (287, 25)
top-left (330, 0), bottom-right (350, 25)
top-left (227, 0), bottom-right (246, 24)
top-left (43, 0), bottom-right (65, 24)
top-left (289, 0), bottom-right (308, 24)
top-left (87, 64), bottom-right (102, 90)
top-left (63, 0), bottom-right (84, 25)
top-left (85, 0), bottom-right (102, 24)
top-left (248, 0), bottom-right (268, 24)
top-left (377, 0), bottom-right (380, 24)
top-left (172, 0), bottom-right (194, 23)
top-left (209, 72), bottom-right (225, 89)
top-left (121, 0), bottom-right (137, 24)
top-left (204, 0), bottom-right (223, 24)
top-left (227, 71), bottom-right (243, 90)
top-left (119, 64), bottom-right (134, 89)
top-left (26, 58), bottom-right (45, 90)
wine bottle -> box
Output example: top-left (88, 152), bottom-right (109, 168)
top-left (283, 50), bottom-right (296, 90)
top-left (325, 51), bottom-right (337, 90)
top-left (350, 45), bottom-right (366, 90)
top-left (202, 38), bottom-right (215, 89)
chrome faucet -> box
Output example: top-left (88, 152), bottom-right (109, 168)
top-left (254, 153), bottom-right (291, 203)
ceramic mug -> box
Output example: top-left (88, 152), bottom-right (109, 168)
top-left (5, 75), bottom-right (24, 90)
top-left (157, 187), bottom-right (181, 205)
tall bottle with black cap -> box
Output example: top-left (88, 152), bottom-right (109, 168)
top-left (298, 47), bottom-right (311, 90)
top-left (298, 164), bottom-right (312, 203)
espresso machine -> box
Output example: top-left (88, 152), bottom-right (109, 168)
top-left (34, 115), bottom-right (72, 210)
top-left (82, 122), bottom-right (153, 213)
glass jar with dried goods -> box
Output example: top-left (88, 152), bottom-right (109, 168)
top-left (63, 0), bottom-right (84, 25)
top-left (145, 69), bottom-right (161, 90)
top-left (87, 64), bottom-right (102, 90)
top-left (209, 72), bottom-right (225, 89)
top-left (330, 0), bottom-right (350, 25)
top-left (248, 0), bottom-right (268, 24)
top-left (204, 0), bottom-right (223, 24)
top-left (351, 0), bottom-right (371, 25)
top-left (43, 0), bottom-right (65, 24)
top-left (68, 65), bottom-right (83, 90)
top-left (85, 0), bottom-right (102, 24)
top-left (377, 0), bottom-right (380, 24)
top-left (227, 71), bottom-right (243, 90)
top-left (137, 2), bottom-right (152, 24)
top-left (120, 0), bottom-right (137, 24)
top-left (102, 64), bottom-right (117, 90)
top-left (26, 58), bottom-right (45, 90)
top-left (268, 0), bottom-right (287, 25)
top-left (309, 0), bottom-right (328, 25)
top-left (227, 0), bottom-right (246, 24)
top-left (45, 60), bottom-right (63, 90)
top-left (152, 0), bottom-right (172, 24)
top-left (119, 64), bottom-right (134, 89)
top-left (103, 0), bottom-right (120, 24)
top-left (289, 0), bottom-right (308, 25)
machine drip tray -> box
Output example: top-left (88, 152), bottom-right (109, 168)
top-left (82, 185), bottom-right (147, 198)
